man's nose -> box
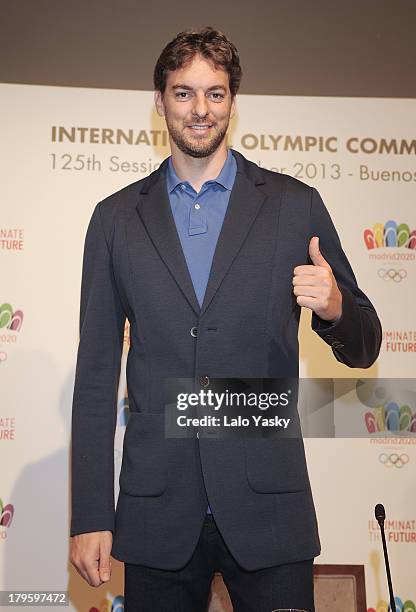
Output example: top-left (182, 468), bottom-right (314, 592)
top-left (191, 93), bottom-right (209, 119)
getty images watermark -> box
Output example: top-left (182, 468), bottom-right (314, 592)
top-left (176, 388), bottom-right (292, 428)
top-left (163, 378), bottom-right (301, 439)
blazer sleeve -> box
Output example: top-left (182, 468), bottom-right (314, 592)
top-left (70, 202), bottom-right (126, 537)
top-left (309, 187), bottom-right (382, 368)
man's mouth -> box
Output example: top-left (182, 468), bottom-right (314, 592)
top-left (186, 124), bottom-right (213, 132)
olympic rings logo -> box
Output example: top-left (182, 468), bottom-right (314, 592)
top-left (379, 453), bottom-right (410, 468)
top-left (377, 268), bottom-right (407, 282)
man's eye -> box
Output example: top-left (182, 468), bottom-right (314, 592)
top-left (210, 93), bottom-right (224, 100)
top-left (176, 92), bottom-right (190, 99)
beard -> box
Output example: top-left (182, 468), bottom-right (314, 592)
top-left (166, 118), bottom-right (229, 158)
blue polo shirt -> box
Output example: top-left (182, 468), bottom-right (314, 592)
top-left (166, 148), bottom-right (237, 514)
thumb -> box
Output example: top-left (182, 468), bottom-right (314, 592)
top-left (309, 236), bottom-right (330, 268)
top-left (99, 541), bottom-right (112, 582)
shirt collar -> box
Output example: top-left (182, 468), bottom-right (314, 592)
top-left (166, 148), bottom-right (236, 194)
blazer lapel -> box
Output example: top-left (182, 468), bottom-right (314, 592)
top-left (136, 160), bottom-right (201, 316)
top-left (199, 158), bottom-right (267, 316)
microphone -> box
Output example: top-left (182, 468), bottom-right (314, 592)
top-left (374, 504), bottom-right (396, 612)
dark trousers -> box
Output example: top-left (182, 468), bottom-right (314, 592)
top-left (124, 514), bottom-right (315, 612)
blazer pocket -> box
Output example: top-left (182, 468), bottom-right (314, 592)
top-left (243, 437), bottom-right (309, 493)
top-left (119, 412), bottom-right (167, 496)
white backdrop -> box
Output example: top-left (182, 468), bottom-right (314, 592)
top-left (1, 83), bottom-right (415, 611)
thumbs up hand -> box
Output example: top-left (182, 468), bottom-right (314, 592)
top-left (293, 236), bottom-right (342, 322)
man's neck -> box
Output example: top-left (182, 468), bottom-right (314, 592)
top-left (170, 144), bottom-right (229, 193)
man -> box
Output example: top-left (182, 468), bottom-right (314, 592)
top-left (70, 27), bottom-right (381, 611)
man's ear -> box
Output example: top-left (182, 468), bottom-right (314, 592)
top-left (230, 95), bottom-right (237, 120)
top-left (154, 90), bottom-right (165, 117)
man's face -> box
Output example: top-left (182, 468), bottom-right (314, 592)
top-left (154, 54), bottom-right (236, 158)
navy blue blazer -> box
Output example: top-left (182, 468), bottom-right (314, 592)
top-left (70, 149), bottom-right (381, 570)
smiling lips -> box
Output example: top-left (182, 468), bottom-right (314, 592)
top-left (186, 124), bottom-right (214, 133)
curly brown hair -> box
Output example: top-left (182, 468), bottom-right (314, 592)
top-left (153, 27), bottom-right (242, 97)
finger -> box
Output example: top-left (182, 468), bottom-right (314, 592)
top-left (293, 265), bottom-right (327, 276)
top-left (293, 286), bottom-right (320, 298)
top-left (292, 275), bottom-right (327, 286)
top-left (84, 557), bottom-right (103, 587)
top-left (70, 552), bottom-right (96, 586)
top-left (99, 540), bottom-right (112, 582)
top-left (73, 557), bottom-right (101, 587)
top-left (309, 236), bottom-right (331, 269)
top-left (72, 561), bottom-right (91, 585)
top-left (296, 295), bottom-right (319, 309)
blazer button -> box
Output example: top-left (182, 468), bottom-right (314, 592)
top-left (190, 326), bottom-right (198, 337)
top-left (199, 375), bottom-right (210, 387)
